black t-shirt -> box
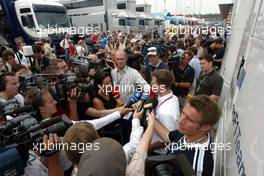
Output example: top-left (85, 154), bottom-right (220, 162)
top-left (77, 101), bottom-right (95, 120)
top-left (168, 60), bottom-right (195, 97)
top-left (168, 130), bottom-right (214, 176)
top-left (213, 48), bottom-right (225, 69)
top-left (95, 93), bottom-right (117, 109)
top-left (195, 70), bottom-right (223, 96)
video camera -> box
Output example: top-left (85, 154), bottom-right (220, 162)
top-left (54, 72), bottom-right (94, 104)
top-left (0, 113), bottom-right (73, 175)
top-left (19, 74), bottom-right (50, 95)
top-left (145, 154), bottom-right (196, 176)
top-left (71, 57), bottom-right (106, 77)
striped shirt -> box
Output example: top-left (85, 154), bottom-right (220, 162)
top-left (168, 130), bottom-right (214, 176)
top-left (111, 66), bottom-right (150, 103)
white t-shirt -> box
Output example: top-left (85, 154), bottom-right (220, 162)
top-left (152, 91), bottom-right (180, 154)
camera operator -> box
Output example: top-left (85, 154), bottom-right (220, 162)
top-left (152, 95), bottom-right (221, 176)
top-left (0, 72), bottom-right (21, 121)
top-left (23, 87), bottom-right (131, 175)
top-left (49, 59), bottom-right (69, 75)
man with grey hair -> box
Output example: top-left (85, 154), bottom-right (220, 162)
top-left (111, 50), bottom-right (150, 103)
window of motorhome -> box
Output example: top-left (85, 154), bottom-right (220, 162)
top-left (127, 18), bottom-right (137, 26)
top-left (119, 19), bottom-right (126, 26)
top-left (170, 20), bottom-right (176, 25)
top-left (154, 20), bottom-right (160, 26)
top-left (33, 4), bottom-right (70, 28)
top-left (0, 5), bottom-right (10, 36)
top-left (117, 3), bottom-right (126, 9)
top-left (64, 0), bottom-right (104, 9)
top-left (136, 7), bottom-right (144, 12)
top-left (139, 19), bottom-right (145, 26)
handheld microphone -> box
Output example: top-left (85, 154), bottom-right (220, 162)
top-left (112, 87), bottom-right (120, 99)
top-left (143, 96), bottom-right (159, 113)
top-left (137, 93), bottom-right (149, 112)
top-left (125, 92), bottom-right (142, 108)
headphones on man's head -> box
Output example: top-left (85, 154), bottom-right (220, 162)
top-left (0, 72), bottom-right (8, 91)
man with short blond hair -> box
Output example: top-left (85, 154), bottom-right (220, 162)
top-left (153, 95), bottom-right (221, 176)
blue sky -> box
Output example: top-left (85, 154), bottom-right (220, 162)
top-left (137, 0), bottom-right (233, 14)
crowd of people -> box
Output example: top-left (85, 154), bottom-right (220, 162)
top-left (0, 29), bottom-right (225, 176)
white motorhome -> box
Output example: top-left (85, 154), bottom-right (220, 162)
top-left (214, 0), bottom-right (264, 175)
top-left (0, 0), bottom-right (70, 55)
top-left (61, 0), bottom-right (151, 33)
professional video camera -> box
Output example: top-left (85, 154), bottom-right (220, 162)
top-left (71, 57), bottom-right (106, 77)
top-left (145, 154), bottom-right (196, 176)
top-left (19, 74), bottom-right (50, 95)
top-left (0, 113), bottom-right (73, 175)
top-left (54, 72), bottom-right (94, 103)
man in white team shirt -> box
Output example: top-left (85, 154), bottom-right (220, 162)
top-left (150, 69), bottom-right (180, 154)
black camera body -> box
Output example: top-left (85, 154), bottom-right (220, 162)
top-left (145, 154), bottom-right (196, 176)
top-left (0, 113), bottom-right (73, 175)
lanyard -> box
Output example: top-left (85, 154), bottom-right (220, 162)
top-left (155, 95), bottom-right (173, 111)
top-left (116, 67), bottom-right (127, 85)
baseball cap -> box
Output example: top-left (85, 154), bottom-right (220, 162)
top-left (147, 47), bottom-right (157, 56)
top-left (131, 38), bottom-right (140, 43)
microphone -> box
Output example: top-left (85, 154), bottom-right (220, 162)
top-left (137, 93), bottom-right (149, 112)
top-left (112, 87), bottom-right (120, 99)
top-left (125, 92), bottom-right (142, 108)
top-left (143, 96), bottom-right (158, 113)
